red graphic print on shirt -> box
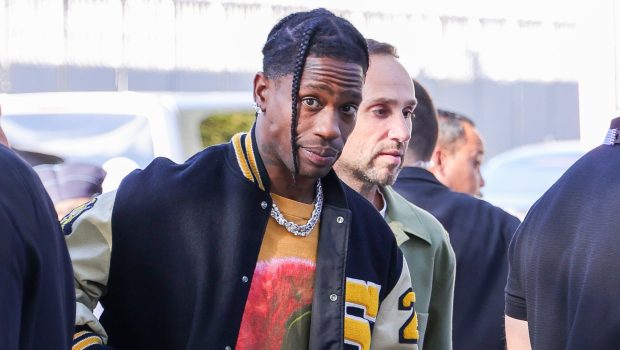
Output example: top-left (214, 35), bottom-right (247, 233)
top-left (236, 257), bottom-right (316, 350)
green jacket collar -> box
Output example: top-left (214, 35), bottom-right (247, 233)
top-left (382, 186), bottom-right (432, 246)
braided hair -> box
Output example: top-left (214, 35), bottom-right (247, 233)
top-left (262, 8), bottom-right (369, 179)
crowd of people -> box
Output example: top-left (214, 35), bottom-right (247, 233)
top-left (1, 8), bottom-right (618, 350)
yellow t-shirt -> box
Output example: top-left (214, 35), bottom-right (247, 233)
top-left (236, 193), bottom-right (320, 350)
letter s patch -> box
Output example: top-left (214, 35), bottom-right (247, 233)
top-left (344, 278), bottom-right (382, 350)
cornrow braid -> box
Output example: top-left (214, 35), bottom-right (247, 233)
top-left (265, 12), bottom-right (299, 43)
top-left (262, 8), bottom-right (369, 79)
top-left (356, 36), bottom-right (370, 70)
top-left (290, 21), bottom-right (319, 180)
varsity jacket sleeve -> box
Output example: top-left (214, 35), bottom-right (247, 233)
top-left (371, 258), bottom-right (419, 349)
top-left (63, 190), bottom-right (117, 348)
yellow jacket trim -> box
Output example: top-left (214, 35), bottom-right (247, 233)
top-left (231, 133), bottom-right (254, 183)
top-left (244, 130), bottom-right (265, 191)
top-left (72, 335), bottom-right (103, 350)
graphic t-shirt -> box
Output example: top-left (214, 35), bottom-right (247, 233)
top-left (236, 193), bottom-right (320, 350)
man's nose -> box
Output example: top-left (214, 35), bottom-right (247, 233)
top-left (314, 109), bottom-right (342, 140)
top-left (388, 115), bottom-right (412, 143)
top-left (479, 173), bottom-right (485, 189)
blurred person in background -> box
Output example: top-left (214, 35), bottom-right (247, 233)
top-left (505, 117), bottom-right (620, 349)
top-left (428, 109), bottom-right (485, 197)
top-left (0, 110), bottom-right (7, 147)
top-left (0, 105), bottom-right (75, 349)
top-left (13, 149), bottom-right (64, 167)
top-left (394, 82), bottom-right (520, 350)
top-left (34, 163), bottom-right (106, 220)
top-left (402, 80), bottom-right (440, 171)
top-left (335, 44), bottom-right (455, 350)
top-left (62, 8), bottom-right (417, 350)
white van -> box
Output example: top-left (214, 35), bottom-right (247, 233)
top-left (0, 91), bottom-right (254, 189)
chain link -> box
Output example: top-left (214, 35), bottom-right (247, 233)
top-left (270, 180), bottom-right (322, 237)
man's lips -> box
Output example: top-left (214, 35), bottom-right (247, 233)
top-left (305, 147), bottom-right (338, 157)
top-left (378, 150), bottom-right (403, 157)
top-left (300, 146), bottom-right (339, 167)
top-left (377, 149), bottom-right (404, 165)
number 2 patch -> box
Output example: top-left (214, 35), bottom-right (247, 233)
top-left (398, 288), bottom-right (419, 344)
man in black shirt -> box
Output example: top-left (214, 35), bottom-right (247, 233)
top-left (0, 107), bottom-right (75, 349)
top-left (505, 117), bottom-right (620, 349)
top-left (394, 80), bottom-right (520, 350)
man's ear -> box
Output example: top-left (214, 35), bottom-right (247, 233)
top-left (253, 72), bottom-right (269, 111)
top-left (431, 147), bottom-right (449, 175)
top-left (431, 147), bottom-right (442, 168)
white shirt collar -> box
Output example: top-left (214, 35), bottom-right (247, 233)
top-left (377, 188), bottom-right (387, 218)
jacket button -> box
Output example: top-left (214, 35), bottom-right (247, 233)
top-left (336, 216), bottom-right (344, 224)
top-left (225, 347), bottom-right (232, 350)
top-left (261, 201), bottom-right (268, 209)
top-left (329, 293), bottom-right (338, 302)
top-left (242, 275), bottom-right (249, 283)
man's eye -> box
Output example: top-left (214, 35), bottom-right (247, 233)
top-left (302, 98), bottom-right (320, 108)
top-left (372, 108), bottom-right (387, 117)
top-left (342, 105), bottom-right (358, 114)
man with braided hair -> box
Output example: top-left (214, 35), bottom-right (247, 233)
top-left (64, 8), bottom-right (418, 349)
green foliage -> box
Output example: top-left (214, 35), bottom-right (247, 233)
top-left (200, 112), bottom-right (255, 147)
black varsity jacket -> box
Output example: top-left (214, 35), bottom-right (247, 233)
top-left (65, 129), bottom-right (418, 350)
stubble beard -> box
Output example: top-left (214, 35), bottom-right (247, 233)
top-left (339, 153), bottom-right (402, 188)
top-left (362, 142), bottom-right (405, 186)
top-left (365, 161), bottom-right (402, 187)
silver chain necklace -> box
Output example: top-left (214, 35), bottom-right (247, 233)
top-left (270, 180), bottom-right (323, 237)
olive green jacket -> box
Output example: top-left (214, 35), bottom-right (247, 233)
top-left (383, 186), bottom-right (456, 350)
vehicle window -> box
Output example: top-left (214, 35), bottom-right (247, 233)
top-left (3, 114), bottom-right (154, 168)
top-left (200, 112), bottom-right (255, 147)
top-left (483, 153), bottom-right (582, 195)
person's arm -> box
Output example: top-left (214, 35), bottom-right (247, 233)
top-left (424, 228), bottom-right (455, 350)
top-left (371, 258), bottom-right (419, 349)
top-left (505, 316), bottom-right (531, 350)
top-left (504, 216), bottom-right (530, 350)
top-left (63, 191), bottom-right (117, 349)
top-left (0, 205), bottom-right (26, 349)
